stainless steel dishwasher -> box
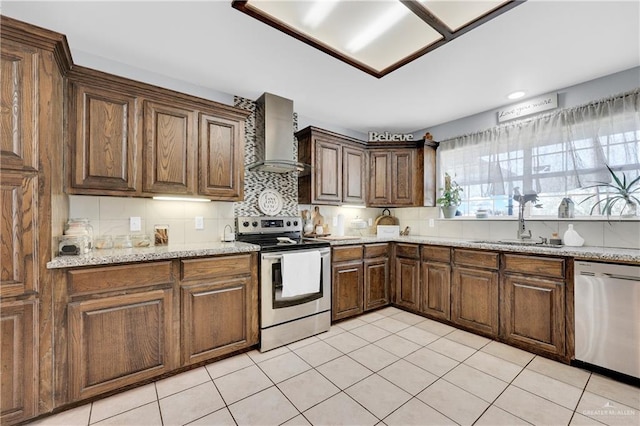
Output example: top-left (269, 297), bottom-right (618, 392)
top-left (575, 261), bottom-right (640, 380)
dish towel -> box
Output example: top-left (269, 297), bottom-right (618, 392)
top-left (281, 251), bottom-right (321, 298)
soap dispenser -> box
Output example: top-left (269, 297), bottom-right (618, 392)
top-left (563, 224), bottom-right (585, 247)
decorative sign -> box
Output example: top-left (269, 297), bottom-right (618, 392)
top-left (368, 131), bottom-right (414, 142)
top-left (498, 93), bottom-right (558, 123)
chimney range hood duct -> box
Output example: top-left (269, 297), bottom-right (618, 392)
top-left (249, 92), bottom-right (309, 173)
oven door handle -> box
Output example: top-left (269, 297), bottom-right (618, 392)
top-left (262, 249), bottom-right (330, 261)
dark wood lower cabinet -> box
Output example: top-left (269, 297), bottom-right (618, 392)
top-left (332, 261), bottom-right (364, 321)
top-left (394, 257), bottom-right (420, 311)
top-left (421, 261), bottom-right (451, 320)
top-left (364, 258), bottom-right (389, 310)
top-left (451, 267), bottom-right (499, 337)
top-left (501, 274), bottom-right (566, 357)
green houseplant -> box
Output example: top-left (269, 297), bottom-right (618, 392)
top-left (581, 164), bottom-right (640, 218)
top-left (437, 173), bottom-right (463, 218)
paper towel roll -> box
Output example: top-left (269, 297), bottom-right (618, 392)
top-left (335, 214), bottom-right (345, 236)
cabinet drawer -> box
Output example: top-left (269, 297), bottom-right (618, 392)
top-left (422, 246), bottom-right (451, 263)
top-left (182, 254), bottom-right (252, 281)
top-left (364, 243), bottom-right (389, 259)
top-left (503, 254), bottom-right (565, 279)
top-left (395, 243), bottom-right (420, 259)
top-left (453, 249), bottom-right (499, 270)
top-left (332, 245), bottom-right (363, 262)
top-left (68, 262), bottom-right (173, 296)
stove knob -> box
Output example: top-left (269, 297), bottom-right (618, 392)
top-left (242, 221), bottom-right (249, 228)
top-left (252, 221), bottom-right (258, 227)
top-left (293, 220), bottom-right (298, 226)
top-left (286, 221), bottom-right (291, 226)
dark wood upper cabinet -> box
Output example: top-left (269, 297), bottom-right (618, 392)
top-left (368, 148), bottom-right (424, 207)
top-left (342, 146), bottom-right (366, 204)
top-left (314, 139), bottom-right (342, 203)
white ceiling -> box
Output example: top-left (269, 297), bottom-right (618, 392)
top-left (2, 0), bottom-right (639, 135)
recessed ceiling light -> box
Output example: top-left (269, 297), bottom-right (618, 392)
top-left (507, 91), bottom-right (526, 100)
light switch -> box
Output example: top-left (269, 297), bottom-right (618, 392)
top-left (130, 217), bottom-right (141, 232)
top-left (195, 216), bottom-right (204, 230)
top-left (368, 218), bottom-right (373, 226)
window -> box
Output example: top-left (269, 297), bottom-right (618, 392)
top-left (438, 90), bottom-right (640, 217)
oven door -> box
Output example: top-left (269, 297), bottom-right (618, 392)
top-left (261, 247), bottom-right (331, 328)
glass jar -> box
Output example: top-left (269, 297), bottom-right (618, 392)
top-left (113, 235), bottom-right (132, 249)
top-left (94, 235), bottom-right (114, 250)
top-left (131, 234), bottom-right (153, 248)
top-left (65, 218), bottom-right (94, 250)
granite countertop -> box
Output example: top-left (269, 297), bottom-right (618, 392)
top-left (322, 235), bottom-right (640, 264)
top-left (47, 241), bottom-right (261, 269)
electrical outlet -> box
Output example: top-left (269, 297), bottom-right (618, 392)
top-left (130, 217), bottom-right (141, 232)
top-left (429, 219), bottom-right (435, 227)
top-left (195, 216), bottom-right (204, 230)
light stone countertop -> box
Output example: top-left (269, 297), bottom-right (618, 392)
top-left (46, 241), bottom-right (260, 269)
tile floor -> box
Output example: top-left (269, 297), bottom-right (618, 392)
top-left (29, 307), bottom-right (639, 426)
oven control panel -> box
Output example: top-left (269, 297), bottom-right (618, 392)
top-left (236, 216), bottom-right (302, 234)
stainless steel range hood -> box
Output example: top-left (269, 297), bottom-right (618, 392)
top-left (249, 92), bottom-right (309, 173)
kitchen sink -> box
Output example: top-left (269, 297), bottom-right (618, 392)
top-left (472, 239), bottom-right (564, 248)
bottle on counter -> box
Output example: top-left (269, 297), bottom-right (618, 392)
top-left (563, 224), bottom-right (585, 247)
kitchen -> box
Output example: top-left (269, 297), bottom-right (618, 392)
top-left (1, 1), bottom-right (639, 426)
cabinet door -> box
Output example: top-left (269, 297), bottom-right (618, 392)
top-left (391, 150), bottom-right (414, 205)
top-left (67, 289), bottom-right (174, 400)
top-left (0, 299), bottom-right (37, 425)
top-left (143, 100), bottom-right (196, 194)
top-left (314, 139), bottom-right (342, 204)
top-left (68, 82), bottom-right (138, 193)
top-left (368, 151), bottom-right (390, 206)
top-left (0, 41), bottom-right (38, 172)
top-left (421, 262), bottom-right (451, 321)
top-left (394, 257), bottom-right (420, 311)
top-left (198, 113), bottom-right (244, 200)
top-left (0, 172), bottom-right (37, 298)
top-left (332, 261), bottom-right (363, 321)
top-left (501, 274), bottom-right (565, 357)
top-left (364, 257), bottom-right (389, 311)
top-left (452, 267), bottom-right (499, 336)
top-left (342, 146), bottom-right (366, 204)
top-left (181, 276), bottom-right (255, 365)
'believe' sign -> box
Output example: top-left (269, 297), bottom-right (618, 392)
top-left (368, 132), bottom-right (414, 142)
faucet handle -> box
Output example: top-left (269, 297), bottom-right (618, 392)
top-left (538, 236), bottom-right (547, 244)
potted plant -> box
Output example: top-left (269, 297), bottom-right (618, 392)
top-left (581, 164), bottom-right (640, 218)
top-left (437, 173), bottom-right (463, 218)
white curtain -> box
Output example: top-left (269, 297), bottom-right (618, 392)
top-left (438, 89), bottom-right (640, 215)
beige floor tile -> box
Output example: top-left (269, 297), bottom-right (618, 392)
top-left (214, 365), bottom-right (272, 404)
top-left (315, 325), bottom-right (347, 339)
top-left (464, 351), bottom-right (524, 382)
top-left (346, 374), bottom-right (412, 419)
top-left (570, 412), bottom-right (608, 425)
top-left (358, 311), bottom-right (386, 323)
top-left (405, 347), bottom-right (459, 377)
top-left (324, 331), bottom-right (369, 353)
top-left (481, 341), bottom-right (535, 367)
top-left (188, 407), bottom-right (236, 425)
top-left (443, 363), bottom-right (508, 402)
top-left (90, 383), bottom-right (157, 423)
top-left (350, 323), bottom-right (392, 342)
top-left (389, 311), bottom-right (425, 326)
top-left (228, 386), bottom-right (299, 426)
top-left (155, 367), bottom-right (211, 399)
top-left (513, 369), bottom-right (583, 410)
top-left (293, 340), bottom-right (342, 367)
top-left (396, 326), bottom-right (439, 346)
top-left (371, 316), bottom-right (411, 333)
top-left (383, 397), bottom-right (456, 426)
top-left (474, 405), bottom-right (530, 426)
top-left (417, 379), bottom-right (490, 425)
top-left (333, 317), bottom-right (367, 331)
top-left (374, 334), bottom-right (421, 358)
top-left (278, 369), bottom-right (340, 411)
top-left (287, 335), bottom-right (321, 351)
top-left (378, 359), bottom-right (438, 395)
top-left (445, 329), bottom-right (492, 349)
top-left (375, 306), bottom-right (405, 317)
top-left (427, 337), bottom-right (477, 362)
top-left (349, 344), bottom-right (400, 372)
top-left (159, 381), bottom-right (225, 426)
top-left (205, 353), bottom-right (255, 380)
top-left (246, 346), bottom-right (290, 363)
top-left (586, 374), bottom-right (640, 410)
top-left (258, 351), bottom-right (312, 383)
top-left (303, 392), bottom-right (378, 426)
top-left (577, 391), bottom-right (640, 426)
top-left (494, 385), bottom-right (573, 425)
top-left (30, 404), bottom-right (91, 426)
top-left (526, 356), bottom-right (591, 389)
top-left (280, 414), bottom-right (312, 426)
top-left (92, 402), bottom-right (161, 426)
top-left (316, 355), bottom-right (373, 389)
top-left (413, 319), bottom-right (456, 336)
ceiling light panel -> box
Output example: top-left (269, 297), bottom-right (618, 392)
top-left (419, 0), bottom-right (511, 31)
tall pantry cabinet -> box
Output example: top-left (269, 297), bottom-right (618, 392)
top-left (0, 16), bottom-right (71, 425)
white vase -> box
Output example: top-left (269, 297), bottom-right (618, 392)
top-left (621, 200), bottom-right (638, 218)
top-left (563, 224), bottom-right (585, 247)
top-left (441, 206), bottom-right (458, 219)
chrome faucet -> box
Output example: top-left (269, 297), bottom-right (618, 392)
top-left (513, 188), bottom-right (541, 240)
